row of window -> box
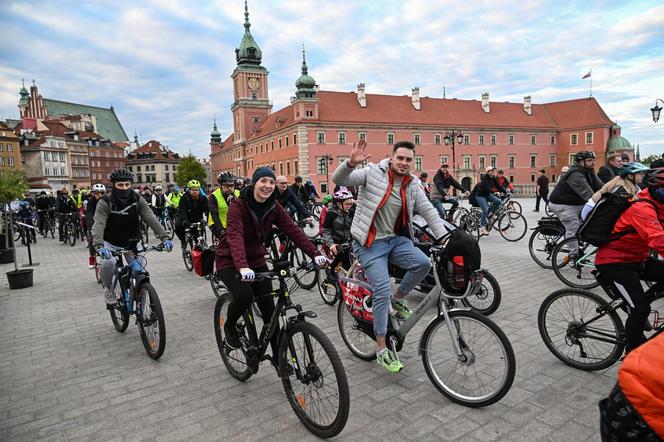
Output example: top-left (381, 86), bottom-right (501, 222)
top-left (135, 173), bottom-right (158, 183)
top-left (44, 167), bottom-right (67, 176)
top-left (0, 156), bottom-right (15, 166)
top-left (43, 151), bottom-right (67, 162)
top-left (127, 164), bottom-right (176, 172)
top-left (249, 133), bottom-right (299, 156)
top-left (0, 143), bottom-right (15, 152)
top-left (91, 160), bottom-right (124, 168)
top-left (248, 159), bottom-right (300, 177)
top-left (314, 131), bottom-right (595, 146)
top-left (90, 150), bottom-right (123, 158)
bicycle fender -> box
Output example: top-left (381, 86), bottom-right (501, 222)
top-left (132, 272), bottom-right (150, 288)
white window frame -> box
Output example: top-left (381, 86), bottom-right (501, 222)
top-left (530, 154), bottom-right (537, 168)
top-left (478, 134), bottom-right (485, 145)
top-left (570, 133), bottom-right (578, 145)
top-left (413, 133), bottom-right (421, 145)
top-left (531, 134), bottom-right (537, 145)
top-left (338, 131), bottom-right (346, 144)
top-left (509, 155), bottom-right (516, 169)
top-left (549, 154), bottom-right (556, 167)
top-left (585, 132), bottom-right (593, 144)
top-left (434, 133), bottom-right (441, 145)
top-left (508, 134), bottom-right (514, 145)
top-left (358, 132), bottom-right (366, 141)
top-left (387, 132), bottom-right (394, 144)
top-left (478, 155), bottom-right (486, 170)
top-left (490, 155), bottom-right (497, 168)
top-left (415, 156), bottom-right (422, 171)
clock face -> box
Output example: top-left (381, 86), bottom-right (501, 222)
top-left (248, 77), bottom-right (260, 90)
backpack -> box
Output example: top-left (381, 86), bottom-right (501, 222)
top-left (192, 244), bottom-right (215, 276)
top-left (468, 184), bottom-right (480, 207)
top-left (577, 192), bottom-right (655, 246)
top-left (435, 228), bottom-right (481, 294)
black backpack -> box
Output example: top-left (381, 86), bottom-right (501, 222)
top-left (577, 192), bottom-right (655, 246)
top-left (436, 228), bottom-right (481, 294)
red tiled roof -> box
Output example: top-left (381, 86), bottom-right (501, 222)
top-left (541, 97), bottom-right (614, 129)
top-left (131, 140), bottom-right (180, 160)
top-left (252, 105), bottom-right (297, 138)
top-left (41, 121), bottom-right (70, 137)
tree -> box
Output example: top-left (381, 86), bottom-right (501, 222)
top-left (174, 155), bottom-right (207, 187)
top-left (640, 154), bottom-right (661, 166)
top-left (0, 169), bottom-right (28, 269)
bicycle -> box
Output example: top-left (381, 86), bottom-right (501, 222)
top-left (157, 208), bottom-right (175, 240)
top-left (37, 209), bottom-right (56, 239)
top-left (60, 212), bottom-right (78, 246)
top-left (214, 260), bottom-right (350, 438)
top-left (181, 221), bottom-right (206, 272)
top-left (337, 243), bottom-right (515, 407)
top-left (457, 201), bottom-right (528, 242)
top-left (551, 236), bottom-right (599, 289)
top-left (106, 242), bottom-right (167, 359)
top-left (528, 216), bottom-right (565, 269)
top-left (538, 274), bottom-right (664, 371)
top-left (266, 221), bottom-right (319, 290)
top-left (502, 194), bottom-right (522, 214)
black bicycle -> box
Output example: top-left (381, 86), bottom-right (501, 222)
top-left (61, 212), bottom-right (78, 246)
top-left (182, 221), bottom-right (206, 272)
top-left (528, 216), bottom-right (565, 269)
top-left (106, 242), bottom-right (167, 359)
top-left (266, 221), bottom-right (319, 290)
top-left (214, 261), bottom-right (350, 438)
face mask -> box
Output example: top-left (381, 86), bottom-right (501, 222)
top-left (114, 188), bottom-right (132, 199)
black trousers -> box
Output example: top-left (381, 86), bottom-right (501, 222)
top-left (219, 265), bottom-right (280, 356)
top-left (535, 192), bottom-right (549, 211)
top-left (596, 258), bottom-right (664, 353)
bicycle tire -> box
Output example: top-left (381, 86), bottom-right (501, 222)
top-left (507, 200), bottom-right (522, 214)
top-left (291, 248), bottom-right (318, 290)
top-left (279, 321), bottom-right (350, 438)
top-left (183, 238), bottom-right (193, 271)
top-left (420, 310), bottom-right (515, 407)
top-left (317, 273), bottom-right (339, 306)
top-left (462, 269), bottom-right (501, 316)
top-left (458, 214), bottom-right (479, 240)
top-left (545, 203), bottom-right (554, 217)
top-left (551, 237), bottom-right (600, 289)
top-left (214, 293), bottom-right (254, 381)
top-left (337, 300), bottom-right (376, 361)
top-left (210, 272), bottom-right (226, 299)
top-left (538, 288), bottom-right (624, 371)
top-left (497, 211), bottom-right (527, 242)
top-left (141, 223), bottom-right (149, 245)
top-left (166, 219), bottom-right (175, 240)
top-left (68, 222), bottom-right (77, 247)
top-left (136, 282), bottom-right (166, 359)
top-left (528, 226), bottom-right (564, 269)
top-left (109, 283), bottom-right (129, 332)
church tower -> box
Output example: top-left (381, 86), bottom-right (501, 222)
top-left (231, 0), bottom-right (271, 144)
top-left (292, 47), bottom-right (319, 121)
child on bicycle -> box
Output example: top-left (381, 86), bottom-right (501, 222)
top-left (92, 168), bottom-right (174, 307)
top-left (321, 188), bottom-right (355, 284)
top-left (215, 167), bottom-right (327, 367)
top-left (594, 167), bottom-right (664, 354)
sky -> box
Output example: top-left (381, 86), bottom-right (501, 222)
top-left (1, 0), bottom-right (663, 159)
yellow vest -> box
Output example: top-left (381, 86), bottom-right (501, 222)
top-left (170, 192), bottom-right (182, 208)
top-left (73, 194), bottom-right (83, 209)
top-left (208, 189), bottom-right (240, 227)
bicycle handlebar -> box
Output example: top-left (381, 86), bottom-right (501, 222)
top-left (104, 243), bottom-right (166, 257)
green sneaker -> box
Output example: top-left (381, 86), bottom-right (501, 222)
top-left (376, 349), bottom-right (404, 373)
top-left (391, 298), bottom-right (412, 320)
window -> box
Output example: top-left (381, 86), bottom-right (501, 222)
top-left (7, 144), bottom-right (13, 152)
top-left (271, 141), bottom-right (274, 150)
top-left (509, 135), bottom-right (514, 145)
top-left (435, 134), bottom-right (441, 145)
top-left (531, 134), bottom-right (537, 145)
top-left (321, 182), bottom-right (328, 194)
top-left (165, 165), bottom-right (169, 171)
top-left (279, 162), bottom-right (284, 175)
top-left (137, 165), bottom-right (142, 171)
top-left (8, 157), bottom-right (14, 167)
top-left (387, 132), bottom-right (394, 144)
top-left (338, 131), bottom-right (346, 144)
top-left (278, 138), bottom-right (282, 148)
top-left (440, 155), bottom-right (449, 165)
top-left (585, 132), bottom-right (593, 144)
top-left (415, 156), bottom-right (422, 171)
top-left (530, 154), bottom-right (537, 168)
top-left (479, 134), bottom-right (485, 145)
top-left (570, 133), bottom-right (578, 145)
top-left (531, 174), bottom-right (536, 182)
top-left (59, 152), bottom-right (65, 161)
top-left (463, 134), bottom-right (470, 145)
top-left (0, 143), bottom-right (3, 151)
top-left (45, 167), bottom-right (50, 175)
top-left (60, 167), bottom-right (65, 176)
top-left (317, 157), bottom-right (330, 174)
top-left (509, 175), bottom-right (514, 183)
top-left (293, 134), bottom-right (297, 144)
top-left (43, 151), bottom-right (50, 161)
top-left (285, 136), bottom-right (289, 146)
top-left (490, 156), bottom-right (497, 168)
top-left (549, 154), bottom-right (556, 167)
top-left (478, 156), bottom-right (486, 170)
top-left (552, 174), bottom-right (557, 182)
top-left (413, 133), bottom-right (420, 145)
top-left (294, 160), bottom-right (299, 175)
top-left (463, 156), bottom-right (471, 170)
top-left (286, 161), bottom-right (291, 175)
top-left (550, 135), bottom-right (556, 145)
top-left (509, 155), bottom-right (515, 168)
top-left (569, 154), bottom-right (576, 165)
top-left (358, 132), bottom-right (366, 141)
top-left (490, 134), bottom-right (496, 145)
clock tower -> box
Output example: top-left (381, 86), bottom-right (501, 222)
top-left (231, 0), bottom-right (271, 145)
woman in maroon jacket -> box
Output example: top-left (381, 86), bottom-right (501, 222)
top-left (215, 167), bottom-right (326, 356)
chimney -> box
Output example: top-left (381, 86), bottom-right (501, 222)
top-left (411, 87), bottom-right (421, 110)
top-left (481, 92), bottom-right (490, 113)
top-left (357, 83), bottom-right (366, 108)
top-left (523, 95), bottom-right (532, 115)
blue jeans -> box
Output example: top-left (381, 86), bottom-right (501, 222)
top-left (475, 194), bottom-right (502, 227)
top-left (431, 198), bottom-right (459, 219)
top-left (352, 236), bottom-right (431, 337)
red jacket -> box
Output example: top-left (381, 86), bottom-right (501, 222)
top-left (595, 188), bottom-right (664, 265)
top-left (215, 188), bottom-right (321, 271)
top-left (618, 332), bottom-right (664, 437)
top-left (492, 176), bottom-right (513, 192)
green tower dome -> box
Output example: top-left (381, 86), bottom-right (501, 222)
top-left (608, 124), bottom-right (632, 151)
top-left (235, 1), bottom-right (262, 66)
top-left (295, 47), bottom-right (316, 99)
top-left (210, 117), bottom-right (221, 143)
top-left (18, 79), bottom-right (29, 106)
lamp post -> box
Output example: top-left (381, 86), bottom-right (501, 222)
top-left (319, 154), bottom-right (334, 193)
top-left (443, 130), bottom-right (465, 176)
top-left (651, 99), bottom-right (664, 123)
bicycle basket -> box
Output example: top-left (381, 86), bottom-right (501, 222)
top-left (537, 216), bottom-right (564, 235)
top-left (339, 277), bottom-right (373, 323)
top-left (192, 245), bottom-right (215, 277)
top-left (435, 228), bottom-right (481, 294)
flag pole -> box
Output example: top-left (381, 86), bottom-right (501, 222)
top-left (590, 75), bottom-right (592, 97)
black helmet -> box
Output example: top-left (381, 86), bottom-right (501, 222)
top-left (294, 175), bottom-right (303, 183)
top-left (243, 177), bottom-right (251, 185)
top-left (574, 151), bottom-right (596, 163)
top-left (645, 167), bottom-right (664, 188)
top-left (109, 168), bottom-right (134, 183)
top-left (218, 171), bottom-right (236, 184)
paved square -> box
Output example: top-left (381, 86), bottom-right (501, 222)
top-left (1, 198), bottom-right (615, 441)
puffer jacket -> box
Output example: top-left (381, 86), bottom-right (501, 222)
top-left (332, 158), bottom-right (448, 245)
top-left (322, 205), bottom-right (354, 247)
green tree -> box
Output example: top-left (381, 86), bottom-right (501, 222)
top-left (640, 154), bottom-right (660, 166)
top-left (174, 155), bottom-right (207, 187)
top-left (0, 169), bottom-right (28, 205)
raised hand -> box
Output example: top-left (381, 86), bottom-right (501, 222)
top-left (348, 139), bottom-right (371, 167)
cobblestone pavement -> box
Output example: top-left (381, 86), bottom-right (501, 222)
top-left (1, 198), bottom-right (620, 441)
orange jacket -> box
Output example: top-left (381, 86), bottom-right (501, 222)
top-left (618, 332), bottom-right (664, 437)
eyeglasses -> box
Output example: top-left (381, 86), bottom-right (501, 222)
top-left (277, 182), bottom-right (288, 185)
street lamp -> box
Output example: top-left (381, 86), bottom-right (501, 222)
top-left (443, 130), bottom-right (465, 175)
top-left (319, 154), bottom-right (334, 193)
top-left (651, 99), bottom-right (664, 123)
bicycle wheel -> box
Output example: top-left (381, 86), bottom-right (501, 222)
top-left (337, 300), bottom-right (376, 361)
top-left (458, 214), bottom-right (479, 240)
top-left (68, 222), bottom-right (77, 246)
top-left (183, 238), bottom-right (193, 271)
top-left (538, 288), bottom-right (624, 371)
top-left (279, 321), bottom-right (350, 438)
top-left (545, 203), bottom-right (554, 217)
top-left (420, 310), bottom-right (515, 407)
top-left (497, 211), bottom-right (527, 242)
top-left (462, 269), bottom-right (501, 316)
top-left (292, 248), bottom-right (318, 290)
top-left (109, 283), bottom-right (129, 332)
top-left (136, 282), bottom-right (166, 359)
top-left (528, 226), bottom-right (564, 269)
top-left (165, 218), bottom-right (175, 240)
top-left (214, 293), bottom-right (253, 381)
top-left (506, 200), bottom-right (522, 214)
top-left (49, 218), bottom-right (56, 239)
top-left (210, 272), bottom-right (227, 299)
top-left (552, 237), bottom-right (600, 289)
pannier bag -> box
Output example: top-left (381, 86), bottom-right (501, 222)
top-left (192, 245), bottom-right (215, 277)
top-left (339, 277), bottom-right (374, 323)
top-left (537, 216), bottom-right (564, 236)
top-left (436, 228), bottom-right (481, 294)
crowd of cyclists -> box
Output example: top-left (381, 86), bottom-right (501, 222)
top-left (7, 143), bottom-right (664, 438)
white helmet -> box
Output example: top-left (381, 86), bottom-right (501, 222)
top-left (92, 183), bottom-right (106, 193)
top-left (154, 185), bottom-right (163, 191)
top-left (333, 187), bottom-right (353, 201)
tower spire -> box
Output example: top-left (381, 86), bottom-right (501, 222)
top-left (235, 0), bottom-right (262, 66)
top-left (244, 0), bottom-right (250, 30)
top-left (301, 44), bottom-right (308, 75)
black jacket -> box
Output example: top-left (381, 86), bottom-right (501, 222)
top-left (35, 195), bottom-right (52, 211)
top-left (550, 165), bottom-right (603, 206)
top-left (537, 175), bottom-right (550, 195)
top-left (476, 174), bottom-right (505, 197)
top-left (56, 195), bottom-right (77, 214)
top-left (322, 206), bottom-right (354, 247)
top-left (431, 170), bottom-right (465, 199)
top-left (85, 196), bottom-right (99, 230)
top-left (176, 192), bottom-right (209, 224)
top-left (290, 184), bottom-right (311, 204)
top-left (598, 165), bottom-right (620, 184)
top-left (276, 187), bottom-right (309, 219)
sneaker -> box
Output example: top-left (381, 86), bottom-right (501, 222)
top-left (376, 349), bottom-right (403, 373)
top-left (104, 288), bottom-right (116, 305)
top-left (391, 298), bottom-right (412, 320)
top-left (88, 256), bottom-right (96, 269)
top-left (224, 323), bottom-right (242, 349)
top-left (479, 228), bottom-right (490, 236)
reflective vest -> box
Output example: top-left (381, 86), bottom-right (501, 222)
top-left (208, 189), bottom-right (240, 228)
top-left (169, 192), bottom-right (182, 209)
top-left (73, 194), bottom-right (83, 209)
